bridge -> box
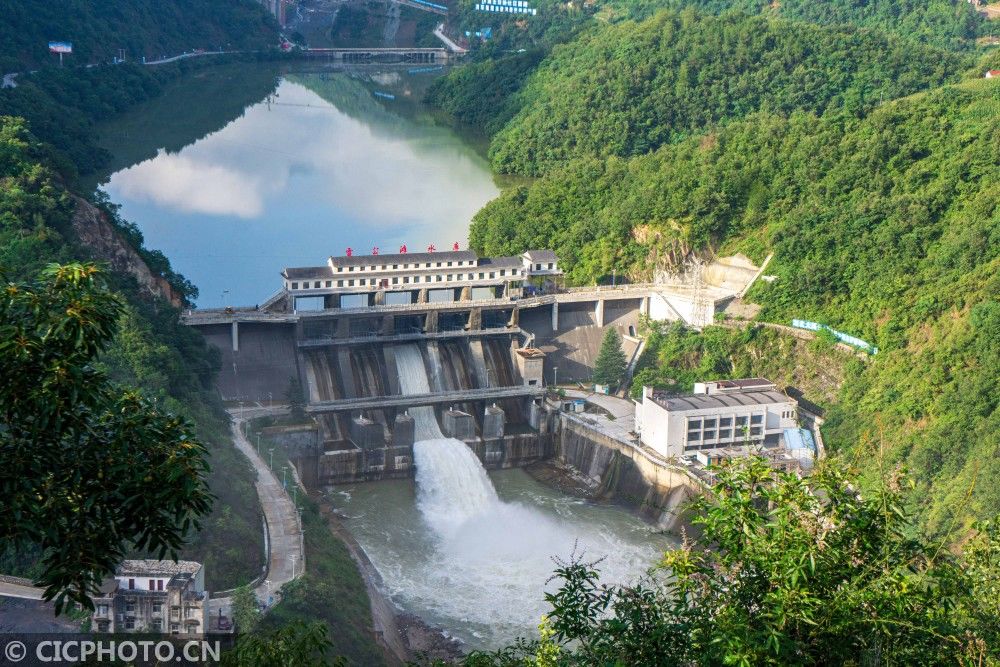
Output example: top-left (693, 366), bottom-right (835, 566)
top-left (297, 326), bottom-right (525, 348)
top-left (302, 47), bottom-right (454, 64)
top-left (306, 386), bottom-right (546, 414)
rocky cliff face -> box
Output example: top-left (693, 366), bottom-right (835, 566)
top-left (70, 195), bottom-right (183, 307)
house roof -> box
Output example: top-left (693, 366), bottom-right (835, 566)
top-left (478, 255), bottom-right (523, 269)
top-left (329, 250), bottom-right (478, 268)
top-left (118, 559), bottom-right (202, 577)
top-left (524, 249), bottom-right (557, 262)
top-left (715, 378), bottom-right (775, 390)
top-left (283, 266), bottom-right (332, 280)
top-left (652, 389), bottom-right (791, 412)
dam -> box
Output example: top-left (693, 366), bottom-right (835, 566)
top-left (185, 248), bottom-right (754, 486)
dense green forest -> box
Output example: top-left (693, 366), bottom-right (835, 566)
top-left (0, 0), bottom-right (276, 71)
top-left (470, 78), bottom-right (1000, 532)
top-left (611, 0), bottom-right (987, 49)
top-left (485, 11), bottom-right (965, 175)
top-left (0, 115), bottom-right (264, 590)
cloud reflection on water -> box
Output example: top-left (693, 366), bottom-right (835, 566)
top-left (102, 76), bottom-right (499, 307)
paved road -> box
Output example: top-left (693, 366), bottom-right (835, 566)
top-left (230, 417), bottom-right (305, 605)
top-left (433, 23), bottom-right (467, 53)
top-left (0, 579), bottom-right (44, 600)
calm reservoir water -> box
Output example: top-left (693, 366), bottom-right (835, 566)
top-left (95, 66), bottom-right (499, 308)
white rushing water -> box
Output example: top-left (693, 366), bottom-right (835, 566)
top-left (375, 344), bottom-right (672, 647)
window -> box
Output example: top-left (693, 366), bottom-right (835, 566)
top-left (313, 281), bottom-right (320, 288)
top-left (436, 262), bottom-right (442, 267)
top-left (337, 280), bottom-right (343, 287)
top-left (436, 275), bottom-right (443, 282)
top-left (128, 578), bottom-right (135, 590)
top-left (151, 619), bottom-right (162, 631)
top-left (703, 430), bottom-right (716, 440)
top-left (403, 277), bottom-right (410, 284)
top-left (349, 266), bottom-right (354, 272)
top-left (125, 619), bottom-right (135, 630)
top-left (152, 603), bottom-right (162, 613)
top-left (719, 429), bottom-right (732, 439)
top-left (291, 282), bottom-right (299, 290)
top-left (125, 601), bottom-right (136, 613)
top-left (370, 278), bottom-right (376, 285)
top-left (750, 414), bottom-right (763, 425)
top-left (149, 579), bottom-right (155, 590)
top-left (403, 263), bottom-right (409, 269)
top-left (687, 431), bottom-right (701, 441)
top-left (97, 605), bottom-right (108, 616)
top-left (447, 261), bottom-right (453, 267)
top-left (479, 272), bottom-right (485, 279)
top-left (425, 262), bottom-right (431, 268)
top-left (337, 267), bottom-right (343, 273)
top-left (687, 418), bottom-right (701, 429)
top-left (735, 416), bottom-right (749, 426)
top-left (719, 417), bottom-right (733, 426)
top-left (548, 263), bottom-right (554, 270)
top-left (446, 274), bottom-right (453, 282)
top-left (468, 273), bottom-right (474, 280)
top-left (703, 418), bottom-right (717, 428)
top-left (393, 264), bottom-right (399, 269)
top-left (392, 277), bottom-right (399, 285)
top-left (536, 263), bottom-right (542, 271)
top-left (348, 279), bottom-right (354, 287)
top-left (750, 426), bottom-right (763, 436)
top-left (489, 272), bottom-right (495, 279)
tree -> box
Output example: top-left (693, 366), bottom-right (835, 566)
top-left (0, 263), bottom-right (212, 612)
top-left (592, 328), bottom-right (627, 389)
top-left (231, 584), bottom-right (260, 634)
top-left (286, 376), bottom-right (306, 422)
top-left (466, 457), bottom-right (999, 666)
top-left (223, 621), bottom-right (338, 667)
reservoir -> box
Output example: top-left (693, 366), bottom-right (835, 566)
top-left (94, 65), bottom-right (499, 308)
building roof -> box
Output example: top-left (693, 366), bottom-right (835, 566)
top-left (986, 70), bottom-right (1000, 77)
top-left (515, 347), bottom-right (545, 359)
top-left (478, 256), bottom-right (523, 269)
top-left (523, 249), bottom-right (557, 262)
top-left (329, 250), bottom-right (478, 268)
top-left (118, 560), bottom-right (202, 577)
top-left (283, 266), bottom-right (333, 280)
top-left (715, 378), bottom-right (774, 390)
top-left (652, 389), bottom-right (791, 412)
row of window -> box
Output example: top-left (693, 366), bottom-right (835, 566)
top-left (686, 426), bottom-right (763, 442)
top-left (781, 410), bottom-right (796, 419)
top-left (291, 269), bottom-right (519, 291)
top-left (686, 414), bottom-right (763, 430)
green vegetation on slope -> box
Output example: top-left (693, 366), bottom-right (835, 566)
top-left (0, 116), bottom-right (264, 591)
top-left (0, 0), bottom-right (276, 71)
top-left (627, 0), bottom-right (987, 50)
top-left (485, 10), bottom-right (965, 175)
top-left (471, 79), bottom-right (1000, 533)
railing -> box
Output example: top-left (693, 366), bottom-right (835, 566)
top-left (307, 385), bottom-right (545, 413)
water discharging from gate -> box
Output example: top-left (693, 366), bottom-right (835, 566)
top-left (381, 344), bottom-right (671, 647)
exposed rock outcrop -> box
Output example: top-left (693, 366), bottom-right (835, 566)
top-left (70, 195), bottom-right (183, 307)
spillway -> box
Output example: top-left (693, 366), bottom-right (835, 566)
top-left (367, 344), bottom-right (671, 647)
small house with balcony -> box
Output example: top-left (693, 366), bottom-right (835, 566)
top-left (92, 560), bottom-right (207, 635)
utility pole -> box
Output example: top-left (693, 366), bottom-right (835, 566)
top-left (553, 365), bottom-right (559, 388)
top-left (256, 433), bottom-right (261, 455)
top-left (282, 465), bottom-right (288, 490)
top-left (268, 447), bottom-right (275, 470)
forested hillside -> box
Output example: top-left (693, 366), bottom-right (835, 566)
top-left (465, 45), bottom-right (1000, 531)
top-left (440, 11), bottom-right (967, 176)
top-left (615, 0), bottom-right (986, 49)
top-left (0, 0), bottom-right (276, 71)
top-left (0, 116), bottom-right (264, 590)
